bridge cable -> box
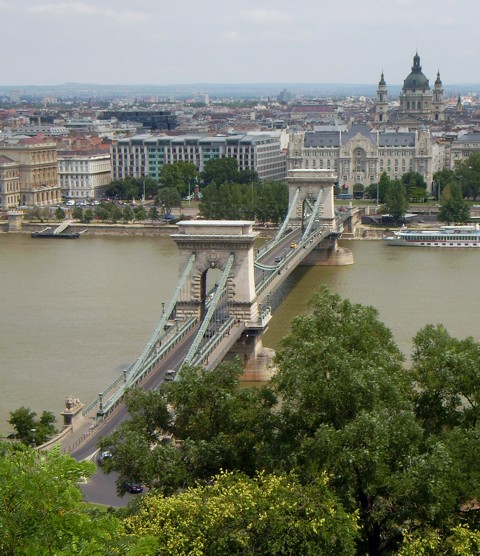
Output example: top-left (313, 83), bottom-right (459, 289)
top-left (302, 188), bottom-right (324, 240)
top-left (183, 253), bottom-right (235, 365)
top-left (125, 252), bottom-right (197, 386)
top-left (274, 187), bottom-right (300, 243)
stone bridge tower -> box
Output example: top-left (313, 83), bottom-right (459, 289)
top-left (171, 220), bottom-right (259, 325)
top-left (287, 168), bottom-right (337, 228)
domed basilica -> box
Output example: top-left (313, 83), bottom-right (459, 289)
top-left (375, 52), bottom-right (445, 128)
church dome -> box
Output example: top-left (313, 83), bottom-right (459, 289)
top-left (403, 52), bottom-right (430, 91)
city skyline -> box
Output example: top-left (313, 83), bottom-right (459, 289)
top-left (2, 0), bottom-right (479, 87)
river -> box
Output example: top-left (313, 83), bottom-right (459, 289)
top-left (1, 233), bottom-right (478, 434)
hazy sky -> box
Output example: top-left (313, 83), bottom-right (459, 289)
top-left (2, 0), bottom-right (478, 86)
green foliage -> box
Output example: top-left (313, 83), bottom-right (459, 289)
top-left (156, 186), bottom-right (182, 215)
top-left (382, 179), bottom-right (408, 220)
top-left (438, 182), bottom-right (470, 223)
top-left (54, 207), bottom-right (65, 220)
top-left (454, 152), bottom-right (480, 200)
top-left (133, 206), bottom-right (146, 221)
top-left (0, 444), bottom-right (122, 555)
top-left (105, 176), bottom-right (159, 200)
top-left (72, 206), bottom-right (84, 221)
top-left (8, 406), bottom-right (57, 446)
top-left (433, 169), bottom-right (456, 200)
top-left (401, 171), bottom-right (427, 198)
top-left (159, 162), bottom-right (197, 197)
top-left (124, 471), bottom-right (359, 556)
top-left (369, 172), bottom-right (391, 204)
top-left (83, 208), bottom-right (94, 223)
top-left (99, 363), bottom-right (279, 494)
top-left (270, 287), bottom-right (480, 554)
top-left (147, 206), bottom-right (159, 222)
top-left (201, 157), bottom-right (240, 186)
top-left (122, 205), bottom-right (134, 223)
top-left (200, 180), bottom-right (288, 222)
top-left (410, 324), bottom-right (480, 431)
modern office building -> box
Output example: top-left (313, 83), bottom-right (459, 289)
top-left (288, 123), bottom-right (435, 191)
top-left (111, 133), bottom-right (287, 182)
top-left (58, 150), bottom-right (112, 200)
top-left (0, 136), bottom-right (61, 206)
top-left (99, 110), bottom-right (177, 131)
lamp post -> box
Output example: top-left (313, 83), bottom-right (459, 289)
top-left (30, 428), bottom-right (36, 448)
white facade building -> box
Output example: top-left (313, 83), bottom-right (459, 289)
top-left (58, 150), bottom-right (112, 200)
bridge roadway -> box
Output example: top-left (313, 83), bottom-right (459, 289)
top-left (65, 215), bottom-right (350, 458)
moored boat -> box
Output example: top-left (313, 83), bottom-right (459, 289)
top-left (384, 224), bottom-right (480, 247)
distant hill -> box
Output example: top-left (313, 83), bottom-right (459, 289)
top-left (0, 82), bottom-right (478, 99)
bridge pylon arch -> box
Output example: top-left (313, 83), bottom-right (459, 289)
top-left (287, 169), bottom-right (337, 228)
top-left (171, 220), bottom-right (260, 325)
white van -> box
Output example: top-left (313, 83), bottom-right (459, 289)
top-left (66, 200), bottom-right (75, 206)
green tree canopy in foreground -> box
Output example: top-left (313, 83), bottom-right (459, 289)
top-left (124, 471), bottom-right (358, 556)
top-left (0, 444), bottom-right (121, 555)
top-left (98, 287), bottom-right (480, 555)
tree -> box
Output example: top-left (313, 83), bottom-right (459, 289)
top-left (122, 205), bottom-right (134, 223)
top-left (148, 206), bottom-right (160, 222)
top-left (382, 179), bottom-right (408, 221)
top-left (433, 169), bottom-right (456, 201)
top-left (401, 171), bottom-right (427, 199)
top-left (83, 208), bottom-right (94, 223)
top-left (72, 206), bottom-right (83, 221)
top-left (370, 172), bottom-right (391, 204)
top-left (156, 186), bottom-right (181, 216)
top-left (159, 162), bottom-right (197, 197)
top-left (8, 406), bottom-right (57, 446)
top-left (124, 471), bottom-right (359, 556)
top-left (201, 157), bottom-right (239, 186)
top-left (54, 207), bottom-right (65, 220)
top-left (99, 363), bottom-right (279, 494)
top-left (455, 152), bottom-right (480, 200)
top-left (438, 182), bottom-right (470, 223)
top-left (0, 443), bottom-right (122, 555)
top-left (109, 204), bottom-right (123, 223)
top-left (410, 324), bottom-right (480, 432)
top-left (270, 287), bottom-right (480, 555)
top-left (133, 205), bottom-right (147, 221)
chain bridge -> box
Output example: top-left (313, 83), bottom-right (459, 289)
top-left (59, 170), bottom-right (362, 453)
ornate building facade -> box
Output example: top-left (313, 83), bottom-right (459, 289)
top-left (0, 137), bottom-right (61, 207)
top-left (287, 123), bottom-right (435, 191)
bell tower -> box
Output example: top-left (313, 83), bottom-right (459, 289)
top-left (432, 71), bottom-right (445, 122)
top-left (375, 71), bottom-right (388, 126)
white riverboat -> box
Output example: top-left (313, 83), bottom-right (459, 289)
top-left (384, 224), bottom-right (480, 247)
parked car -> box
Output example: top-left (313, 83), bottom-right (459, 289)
top-left (123, 481), bottom-right (143, 494)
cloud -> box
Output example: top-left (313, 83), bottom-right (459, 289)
top-left (223, 30), bottom-right (241, 42)
top-left (28, 2), bottom-right (147, 23)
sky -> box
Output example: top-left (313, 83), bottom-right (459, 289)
top-left (1, 0), bottom-right (478, 87)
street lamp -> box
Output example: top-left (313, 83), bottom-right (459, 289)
top-left (30, 428), bottom-right (36, 448)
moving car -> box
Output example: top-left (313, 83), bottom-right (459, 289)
top-left (290, 242), bottom-right (297, 248)
top-left (123, 481), bottom-right (143, 494)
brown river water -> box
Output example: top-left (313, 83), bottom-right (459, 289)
top-left (1, 233), bottom-right (478, 434)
